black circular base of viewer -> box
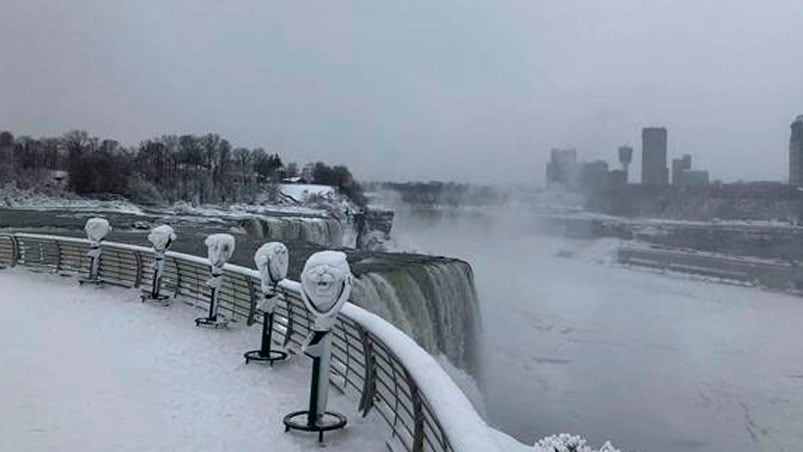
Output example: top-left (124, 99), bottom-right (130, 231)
top-left (244, 349), bottom-right (288, 366)
top-left (283, 410), bottom-right (347, 443)
top-left (195, 317), bottom-right (228, 328)
top-left (141, 293), bottom-right (170, 303)
top-left (79, 279), bottom-right (105, 287)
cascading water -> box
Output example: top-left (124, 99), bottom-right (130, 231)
top-left (240, 216), bottom-right (346, 247)
top-left (349, 258), bottom-right (481, 375)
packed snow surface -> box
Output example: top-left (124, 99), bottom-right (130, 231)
top-left (280, 184), bottom-right (336, 202)
top-left (0, 269), bottom-right (385, 452)
top-left (0, 185), bottom-right (143, 214)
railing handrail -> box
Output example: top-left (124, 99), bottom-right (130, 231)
top-left (1, 232), bottom-right (500, 452)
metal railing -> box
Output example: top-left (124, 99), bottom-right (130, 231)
top-left (0, 233), bottom-right (499, 452)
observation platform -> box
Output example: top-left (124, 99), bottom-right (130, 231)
top-left (0, 268), bottom-right (385, 451)
top-left (0, 232), bottom-right (510, 452)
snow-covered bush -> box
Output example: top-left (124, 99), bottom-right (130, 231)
top-left (535, 434), bottom-right (620, 452)
top-left (126, 176), bottom-right (164, 206)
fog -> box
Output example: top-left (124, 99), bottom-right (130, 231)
top-left (388, 201), bottom-right (803, 451)
top-left (2, 1), bottom-right (803, 184)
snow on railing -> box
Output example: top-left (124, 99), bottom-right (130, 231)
top-left (0, 232), bottom-right (501, 452)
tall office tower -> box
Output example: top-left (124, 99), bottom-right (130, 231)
top-left (641, 127), bottom-right (668, 185)
top-left (790, 115), bottom-right (803, 186)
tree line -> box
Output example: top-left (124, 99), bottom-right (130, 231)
top-left (0, 130), bottom-right (366, 206)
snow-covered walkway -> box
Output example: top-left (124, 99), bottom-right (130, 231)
top-left (0, 268), bottom-right (386, 452)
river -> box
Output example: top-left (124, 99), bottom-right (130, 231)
top-left (390, 204), bottom-right (803, 452)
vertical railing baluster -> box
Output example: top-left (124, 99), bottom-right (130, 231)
top-left (134, 251), bottom-right (143, 287)
top-left (246, 275), bottom-right (258, 326)
top-left (283, 292), bottom-right (295, 348)
top-left (10, 235), bottom-right (18, 267)
top-left (173, 258), bottom-right (183, 298)
top-left (358, 326), bottom-right (376, 417)
top-left (54, 241), bottom-right (61, 273)
top-left (407, 372), bottom-right (425, 452)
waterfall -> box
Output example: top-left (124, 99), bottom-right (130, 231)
top-left (350, 258), bottom-right (481, 375)
top-left (239, 216), bottom-right (345, 247)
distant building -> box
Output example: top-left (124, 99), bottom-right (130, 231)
top-left (546, 148), bottom-right (578, 188)
top-left (608, 169), bottom-right (628, 188)
top-left (677, 170), bottom-right (710, 186)
top-left (671, 153), bottom-right (709, 186)
top-left (789, 115), bottom-right (803, 186)
top-left (617, 145), bottom-right (633, 182)
top-left (641, 127), bottom-right (668, 185)
top-left (671, 154), bottom-right (692, 185)
top-left (579, 160), bottom-right (609, 192)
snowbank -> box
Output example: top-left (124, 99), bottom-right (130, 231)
top-left (0, 185), bottom-right (143, 214)
top-left (280, 184), bottom-right (336, 202)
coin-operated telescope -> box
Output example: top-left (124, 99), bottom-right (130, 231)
top-left (283, 251), bottom-right (352, 443)
top-left (195, 233), bottom-right (235, 328)
top-left (79, 218), bottom-right (111, 286)
top-left (244, 242), bottom-right (290, 365)
top-left (141, 225), bottom-right (176, 303)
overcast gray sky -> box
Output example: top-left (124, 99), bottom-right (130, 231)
top-left (1, 0), bottom-right (802, 184)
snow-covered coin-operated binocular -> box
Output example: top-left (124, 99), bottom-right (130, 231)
top-left (195, 233), bottom-right (235, 328)
top-left (80, 218), bottom-right (111, 286)
top-left (141, 225), bottom-right (176, 303)
top-left (244, 242), bottom-right (290, 365)
top-left (300, 251), bottom-right (352, 331)
top-left (283, 251), bottom-right (352, 442)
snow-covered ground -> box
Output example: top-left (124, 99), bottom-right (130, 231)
top-left (0, 269), bottom-right (385, 452)
top-left (280, 184), bottom-right (336, 203)
top-left (0, 185), bottom-right (143, 214)
top-left (162, 200), bottom-right (329, 219)
top-left (391, 208), bottom-right (803, 452)
top-left (0, 184), bottom-right (346, 219)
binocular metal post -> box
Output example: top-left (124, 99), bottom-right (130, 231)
top-left (283, 250), bottom-right (351, 443)
top-left (244, 292), bottom-right (289, 365)
top-left (282, 330), bottom-right (347, 442)
top-left (142, 225), bottom-right (175, 304)
top-left (195, 234), bottom-right (234, 328)
top-left (79, 243), bottom-right (104, 286)
top-left (195, 268), bottom-right (228, 328)
top-left (141, 255), bottom-right (169, 303)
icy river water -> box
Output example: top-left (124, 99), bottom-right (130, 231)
top-left (392, 206), bottom-right (803, 452)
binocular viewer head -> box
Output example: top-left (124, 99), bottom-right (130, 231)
top-left (148, 225), bottom-right (176, 253)
top-left (85, 218), bottom-right (111, 243)
top-left (205, 233), bottom-right (235, 269)
top-left (254, 242), bottom-right (289, 293)
top-left (300, 251), bottom-right (352, 330)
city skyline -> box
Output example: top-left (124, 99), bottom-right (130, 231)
top-left (2, 1), bottom-right (802, 185)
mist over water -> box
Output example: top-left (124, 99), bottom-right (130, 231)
top-left (386, 197), bottom-right (803, 452)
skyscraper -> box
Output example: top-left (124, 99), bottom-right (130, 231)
top-left (641, 127), bottom-right (668, 185)
top-left (789, 115), bottom-right (803, 186)
top-left (546, 148), bottom-right (578, 188)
